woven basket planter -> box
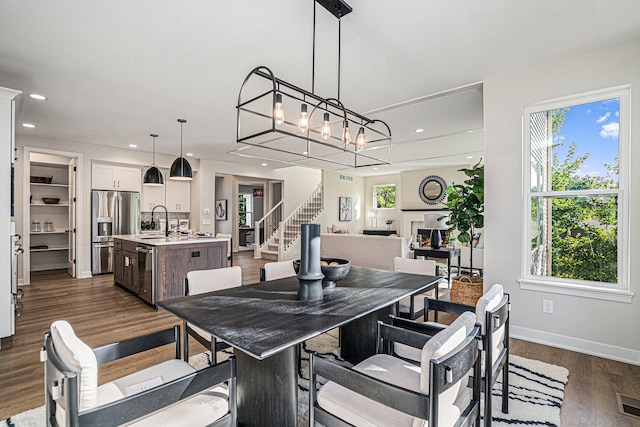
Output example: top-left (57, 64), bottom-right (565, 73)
top-left (450, 275), bottom-right (484, 306)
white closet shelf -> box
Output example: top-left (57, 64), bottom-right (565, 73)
top-left (30, 203), bottom-right (70, 207)
top-left (30, 231), bottom-right (68, 235)
top-left (30, 183), bottom-right (69, 188)
top-left (30, 246), bottom-right (69, 252)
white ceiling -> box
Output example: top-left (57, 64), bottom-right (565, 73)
top-left (1, 0), bottom-right (639, 176)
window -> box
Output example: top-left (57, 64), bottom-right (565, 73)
top-left (239, 193), bottom-right (253, 226)
top-left (522, 87), bottom-right (629, 299)
top-left (373, 184), bottom-right (396, 209)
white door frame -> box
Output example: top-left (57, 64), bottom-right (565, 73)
top-left (22, 147), bottom-right (84, 284)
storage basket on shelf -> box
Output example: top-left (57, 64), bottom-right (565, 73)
top-left (450, 275), bottom-right (484, 306)
top-left (31, 176), bottom-right (53, 184)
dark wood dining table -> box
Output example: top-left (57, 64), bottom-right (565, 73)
top-left (157, 265), bottom-right (439, 426)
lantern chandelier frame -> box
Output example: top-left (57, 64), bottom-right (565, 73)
top-left (236, 0), bottom-right (392, 169)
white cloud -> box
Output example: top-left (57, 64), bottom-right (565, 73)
top-left (599, 122), bottom-right (619, 138)
top-left (616, 111), bottom-right (619, 117)
top-left (595, 112), bottom-right (610, 123)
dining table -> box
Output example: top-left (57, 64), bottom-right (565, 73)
top-left (157, 265), bottom-right (440, 426)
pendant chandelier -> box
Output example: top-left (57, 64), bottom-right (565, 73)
top-left (143, 133), bottom-right (164, 186)
top-left (170, 118), bottom-right (193, 180)
top-left (236, 0), bottom-right (391, 169)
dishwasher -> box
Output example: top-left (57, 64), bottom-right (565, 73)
top-left (136, 244), bottom-right (155, 304)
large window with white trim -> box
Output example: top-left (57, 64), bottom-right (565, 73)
top-left (523, 87), bottom-right (629, 293)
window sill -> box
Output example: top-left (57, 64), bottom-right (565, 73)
top-left (518, 278), bottom-right (634, 303)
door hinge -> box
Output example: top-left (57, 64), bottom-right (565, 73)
top-left (73, 166), bottom-right (77, 172)
top-left (73, 197), bottom-right (77, 203)
top-left (73, 259), bottom-right (76, 264)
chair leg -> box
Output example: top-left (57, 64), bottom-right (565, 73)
top-left (211, 338), bottom-right (217, 365)
top-left (484, 377), bottom-right (492, 426)
top-left (183, 321), bottom-right (189, 362)
top-left (502, 357), bottom-right (509, 414)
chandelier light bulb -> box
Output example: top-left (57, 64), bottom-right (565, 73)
top-left (274, 93), bottom-right (284, 125)
top-left (356, 127), bottom-right (367, 149)
top-left (298, 104), bottom-right (309, 133)
top-left (321, 112), bottom-right (331, 139)
top-left (342, 121), bottom-right (352, 144)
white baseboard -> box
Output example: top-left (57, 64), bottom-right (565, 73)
top-left (80, 270), bottom-right (93, 279)
top-left (511, 325), bottom-right (640, 366)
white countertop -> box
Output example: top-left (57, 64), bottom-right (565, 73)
top-left (113, 234), bottom-right (229, 246)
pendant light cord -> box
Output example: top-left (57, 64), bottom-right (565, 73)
top-left (152, 135), bottom-right (156, 165)
top-left (338, 17), bottom-right (341, 100)
top-left (312, 0), bottom-right (316, 94)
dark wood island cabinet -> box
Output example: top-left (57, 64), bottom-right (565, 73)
top-left (113, 235), bottom-right (229, 304)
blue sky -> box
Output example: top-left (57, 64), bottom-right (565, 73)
top-left (553, 98), bottom-right (619, 182)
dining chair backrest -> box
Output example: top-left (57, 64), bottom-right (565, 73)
top-left (186, 266), bottom-right (242, 295)
top-left (475, 284), bottom-right (507, 367)
top-left (263, 260), bottom-right (296, 281)
top-left (393, 257), bottom-right (437, 276)
top-left (215, 233), bottom-right (232, 264)
top-left (421, 311), bottom-right (477, 422)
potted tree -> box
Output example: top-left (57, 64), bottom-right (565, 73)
top-left (441, 160), bottom-right (484, 305)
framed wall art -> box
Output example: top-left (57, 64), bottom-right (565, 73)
top-left (215, 199), bottom-right (227, 221)
top-left (339, 196), bottom-right (352, 221)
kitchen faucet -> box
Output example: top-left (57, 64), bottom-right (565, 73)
top-left (150, 205), bottom-right (169, 237)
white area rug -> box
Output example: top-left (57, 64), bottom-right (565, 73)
top-left (3, 334), bottom-right (568, 427)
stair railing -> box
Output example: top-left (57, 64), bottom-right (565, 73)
top-left (254, 200), bottom-right (284, 259)
top-left (277, 184), bottom-right (323, 260)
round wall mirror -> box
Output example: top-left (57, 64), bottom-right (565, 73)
top-left (418, 175), bottom-right (447, 204)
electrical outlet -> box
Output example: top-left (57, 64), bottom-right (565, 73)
top-left (542, 299), bottom-right (554, 314)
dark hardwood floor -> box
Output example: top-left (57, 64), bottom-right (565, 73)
top-left (1, 252), bottom-right (639, 426)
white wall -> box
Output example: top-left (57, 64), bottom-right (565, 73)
top-left (361, 166), bottom-right (468, 237)
top-left (319, 170), bottom-right (366, 233)
top-left (484, 39), bottom-right (640, 364)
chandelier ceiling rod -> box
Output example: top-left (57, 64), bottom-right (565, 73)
top-left (312, 0), bottom-right (316, 94)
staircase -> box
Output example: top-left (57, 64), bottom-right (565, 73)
top-left (255, 184), bottom-right (323, 261)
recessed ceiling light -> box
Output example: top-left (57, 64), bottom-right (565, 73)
top-left (186, 152), bottom-right (194, 157)
top-left (261, 163), bottom-right (268, 166)
top-left (466, 155), bottom-right (473, 159)
top-left (373, 167), bottom-right (379, 170)
top-left (29, 93), bottom-right (47, 101)
top-left (22, 123), bottom-right (35, 128)
top-left (466, 130), bottom-right (473, 133)
top-left (302, 151), bottom-right (309, 155)
top-left (128, 144), bottom-right (137, 148)
top-left (414, 128), bottom-right (424, 133)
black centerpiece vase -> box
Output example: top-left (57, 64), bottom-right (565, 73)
top-left (297, 224), bottom-right (324, 301)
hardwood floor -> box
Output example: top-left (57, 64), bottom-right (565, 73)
top-left (1, 252), bottom-right (639, 426)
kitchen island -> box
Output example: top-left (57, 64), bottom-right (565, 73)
top-left (113, 235), bottom-right (229, 305)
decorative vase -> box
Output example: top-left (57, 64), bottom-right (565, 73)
top-left (297, 224), bottom-right (324, 301)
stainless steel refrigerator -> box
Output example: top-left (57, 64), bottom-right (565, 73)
top-left (91, 190), bottom-right (140, 275)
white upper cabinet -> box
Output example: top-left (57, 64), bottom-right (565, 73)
top-left (140, 167), bottom-right (166, 212)
top-left (92, 164), bottom-right (141, 192)
top-left (166, 179), bottom-right (190, 212)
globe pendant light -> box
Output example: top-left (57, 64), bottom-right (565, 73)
top-left (170, 118), bottom-right (193, 180)
top-left (143, 133), bottom-right (164, 186)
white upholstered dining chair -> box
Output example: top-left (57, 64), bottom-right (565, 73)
top-left (393, 283), bottom-right (510, 425)
top-left (184, 266), bottom-right (242, 364)
top-left (43, 320), bottom-right (236, 427)
top-left (215, 233), bottom-right (233, 266)
top-left (260, 260), bottom-right (296, 281)
top-left (393, 256), bottom-right (439, 319)
top-left (310, 311), bottom-right (482, 427)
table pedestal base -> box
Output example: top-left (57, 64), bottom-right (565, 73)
top-left (339, 305), bottom-right (396, 364)
top-left (236, 346), bottom-right (298, 426)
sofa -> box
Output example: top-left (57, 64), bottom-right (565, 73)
top-left (321, 233), bottom-right (411, 271)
